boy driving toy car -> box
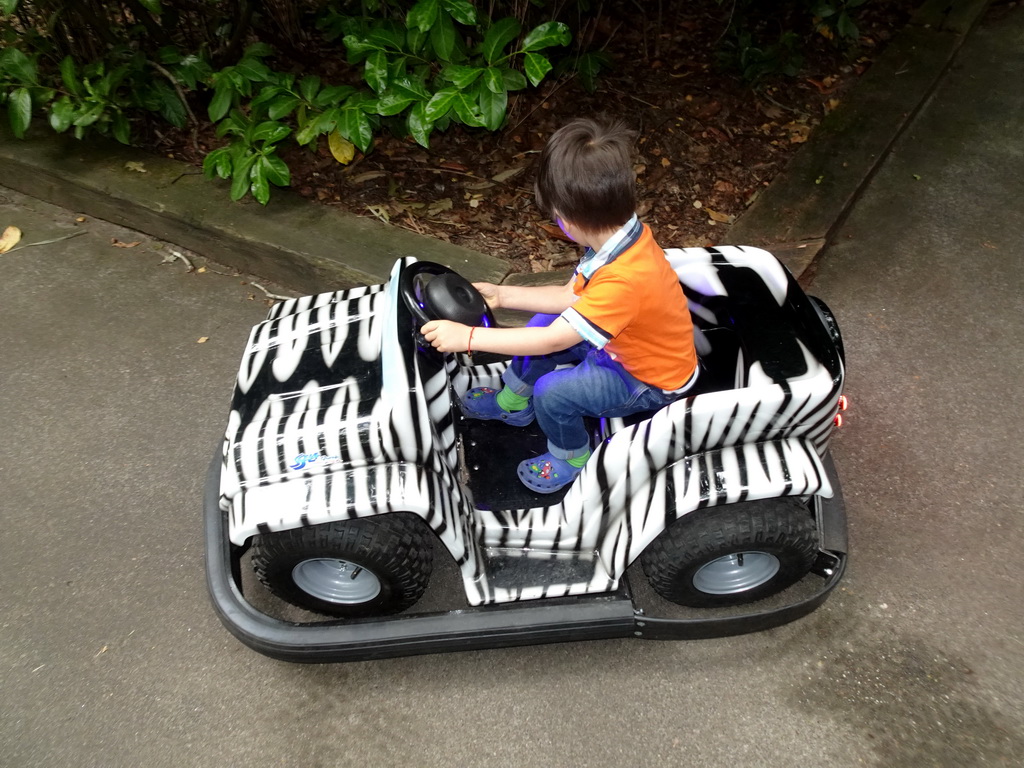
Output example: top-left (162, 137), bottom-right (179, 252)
top-left (421, 118), bottom-right (698, 493)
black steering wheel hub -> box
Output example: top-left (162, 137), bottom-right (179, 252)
top-left (400, 261), bottom-right (494, 328)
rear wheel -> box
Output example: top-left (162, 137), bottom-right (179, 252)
top-left (640, 498), bottom-right (817, 608)
top-left (252, 514), bottom-right (434, 618)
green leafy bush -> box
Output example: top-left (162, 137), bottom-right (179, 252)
top-left (1, 0), bottom-right (576, 204)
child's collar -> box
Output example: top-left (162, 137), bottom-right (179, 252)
top-left (576, 215), bottom-right (642, 280)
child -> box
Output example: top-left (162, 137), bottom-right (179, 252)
top-left (421, 118), bottom-right (697, 493)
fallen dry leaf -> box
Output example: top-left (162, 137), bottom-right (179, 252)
top-left (660, 157), bottom-right (672, 168)
top-left (111, 238), bottom-right (141, 248)
top-left (705, 209), bottom-right (736, 224)
top-left (197, 266), bottom-right (207, 273)
top-left (328, 130), bottom-right (356, 165)
top-left (536, 222), bottom-right (572, 242)
top-left (0, 225), bottom-right (22, 253)
top-left (426, 197), bottom-right (453, 216)
top-left (492, 166), bottom-right (525, 183)
top-left (75, 216), bottom-right (86, 223)
top-left (351, 170), bottom-right (387, 184)
top-left (124, 161), bottom-right (147, 173)
top-left (197, 336), bottom-right (209, 344)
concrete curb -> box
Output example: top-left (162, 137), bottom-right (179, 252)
top-left (727, 0), bottom-right (992, 279)
top-left (0, 125), bottom-right (509, 293)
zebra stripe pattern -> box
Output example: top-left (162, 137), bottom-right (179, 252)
top-left (219, 248), bottom-right (844, 606)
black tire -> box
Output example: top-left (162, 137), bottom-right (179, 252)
top-left (251, 514), bottom-right (433, 618)
top-left (640, 498), bottom-right (817, 608)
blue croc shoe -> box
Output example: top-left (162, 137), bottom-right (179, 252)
top-left (460, 387), bottom-right (535, 426)
top-left (517, 452), bottom-right (584, 494)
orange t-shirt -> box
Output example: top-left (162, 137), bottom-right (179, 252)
top-left (561, 224), bottom-right (696, 390)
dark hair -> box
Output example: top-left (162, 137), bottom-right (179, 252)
top-left (534, 118), bottom-right (637, 231)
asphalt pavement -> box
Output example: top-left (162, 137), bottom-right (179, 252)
top-left (2, 5), bottom-right (1022, 767)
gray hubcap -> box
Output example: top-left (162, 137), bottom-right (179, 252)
top-left (292, 558), bottom-right (382, 604)
top-left (692, 551), bottom-right (780, 595)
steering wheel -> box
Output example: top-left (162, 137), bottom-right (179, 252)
top-left (399, 260), bottom-right (495, 328)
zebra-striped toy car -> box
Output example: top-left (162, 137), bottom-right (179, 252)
top-left (205, 247), bottom-right (849, 662)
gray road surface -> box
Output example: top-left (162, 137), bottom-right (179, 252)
top-left (3, 8), bottom-right (1022, 767)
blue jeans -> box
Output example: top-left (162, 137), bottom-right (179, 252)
top-left (501, 314), bottom-right (689, 460)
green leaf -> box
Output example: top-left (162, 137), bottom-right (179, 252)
top-left (1, 48), bottom-right (37, 84)
top-left (343, 35), bottom-right (381, 63)
top-left (424, 86), bottom-right (457, 121)
top-left (202, 147), bottom-right (232, 179)
top-left (483, 67), bottom-right (504, 94)
top-left (523, 52), bottom-right (552, 87)
top-left (158, 46), bottom-right (182, 65)
top-left (522, 21), bottom-right (571, 52)
top-left (235, 58), bottom-right (271, 83)
top-left (482, 18), bottom-right (521, 65)
top-left (73, 102), bottom-right (104, 127)
top-left (441, 0), bottom-right (475, 25)
top-left (299, 75), bottom-right (321, 103)
top-left (250, 85), bottom-right (283, 112)
top-left (150, 80), bottom-right (186, 128)
top-left (137, 0), bottom-right (162, 13)
top-left (215, 110), bottom-right (248, 138)
top-left (252, 121), bottom-right (291, 144)
top-left (365, 50), bottom-right (389, 93)
top-left (406, 27), bottom-right (429, 55)
top-left (48, 97), bottom-right (75, 133)
top-left (406, 0), bottom-right (438, 32)
top-left (576, 50), bottom-right (610, 93)
top-left (388, 55), bottom-right (408, 81)
top-left (836, 13), bottom-right (859, 40)
top-left (250, 158), bottom-right (270, 205)
top-left (338, 107), bottom-right (373, 153)
top-left (451, 90), bottom-right (484, 128)
top-left (268, 95), bottom-right (301, 120)
top-left (315, 85), bottom-right (356, 107)
top-left (260, 153), bottom-right (290, 187)
top-left (230, 154), bottom-right (257, 201)
top-left (476, 84), bottom-right (507, 131)
top-left (500, 67), bottom-right (527, 91)
top-left (1, 0), bottom-right (22, 14)
top-left (376, 90), bottom-right (417, 116)
top-left (112, 112), bottom-right (131, 144)
top-left (440, 64), bottom-right (482, 90)
top-left (391, 75), bottom-right (430, 100)
top-left (429, 12), bottom-right (456, 61)
top-left (208, 82), bottom-right (233, 122)
top-left (294, 108), bottom-right (338, 145)
top-left (243, 42), bottom-right (274, 59)
top-left (59, 56), bottom-right (81, 97)
top-left (173, 54), bottom-right (213, 90)
top-left (366, 24), bottom-right (406, 51)
top-left (7, 88), bottom-right (31, 138)
top-left (407, 101), bottom-right (433, 148)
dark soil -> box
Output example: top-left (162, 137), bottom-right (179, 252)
top-left (159, 1), bottom-right (918, 276)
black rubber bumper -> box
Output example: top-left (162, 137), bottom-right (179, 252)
top-left (204, 450), bottom-right (847, 663)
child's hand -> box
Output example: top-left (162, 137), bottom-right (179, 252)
top-left (472, 282), bottom-right (501, 310)
top-left (420, 320), bottom-right (472, 353)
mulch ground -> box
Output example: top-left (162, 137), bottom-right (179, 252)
top-left (159, 0), bottom-right (918, 276)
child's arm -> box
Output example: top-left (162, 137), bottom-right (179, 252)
top-left (474, 277), bottom-right (576, 314)
top-left (421, 317), bottom-right (582, 357)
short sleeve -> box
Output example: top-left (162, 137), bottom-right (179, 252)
top-left (560, 273), bottom-right (639, 348)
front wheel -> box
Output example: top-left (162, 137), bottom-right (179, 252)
top-left (251, 514), bottom-right (434, 618)
top-left (640, 498), bottom-right (817, 608)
